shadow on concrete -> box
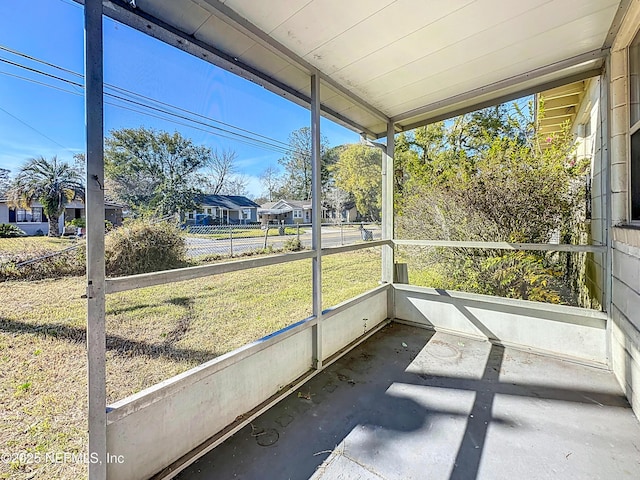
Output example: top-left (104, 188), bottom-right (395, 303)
top-left (173, 299), bottom-right (633, 480)
top-left (435, 288), bottom-right (502, 480)
top-left (177, 327), bottom-right (447, 480)
top-left (449, 343), bottom-right (504, 480)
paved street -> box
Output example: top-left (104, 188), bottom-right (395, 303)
top-left (185, 225), bottom-right (381, 257)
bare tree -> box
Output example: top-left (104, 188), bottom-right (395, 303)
top-left (221, 174), bottom-right (250, 196)
top-left (326, 186), bottom-right (351, 223)
top-left (278, 127), bottom-right (329, 200)
top-left (205, 148), bottom-right (238, 194)
top-left (260, 165), bottom-right (282, 201)
top-left (0, 168), bottom-right (10, 197)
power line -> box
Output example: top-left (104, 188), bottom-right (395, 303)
top-left (0, 64), bottom-right (288, 153)
top-left (0, 57), bottom-right (83, 87)
top-left (105, 90), bottom-right (293, 154)
top-left (0, 105), bottom-right (78, 155)
top-left (0, 44), bottom-right (289, 148)
top-left (105, 84), bottom-right (291, 148)
top-left (0, 69), bottom-right (83, 97)
top-left (0, 45), bottom-right (82, 80)
top-left (103, 99), bottom-right (294, 154)
top-left (1, 44), bottom-right (290, 147)
top-left (0, 45), bottom-right (298, 153)
top-left (1, 54), bottom-right (300, 156)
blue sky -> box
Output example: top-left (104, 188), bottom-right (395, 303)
top-left (0, 0), bottom-right (359, 197)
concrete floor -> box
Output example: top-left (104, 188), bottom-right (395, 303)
top-left (178, 323), bottom-right (640, 480)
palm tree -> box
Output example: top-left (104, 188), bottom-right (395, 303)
top-left (8, 156), bottom-right (84, 237)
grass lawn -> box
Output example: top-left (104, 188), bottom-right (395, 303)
top-left (0, 248), bottom-right (380, 479)
top-left (0, 237), bottom-right (80, 256)
top-left (187, 226), bottom-right (303, 240)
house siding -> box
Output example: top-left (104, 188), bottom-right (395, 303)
top-left (15, 222), bottom-right (51, 236)
top-left (608, 1), bottom-right (640, 421)
top-left (0, 203), bottom-right (8, 223)
top-left (0, 199), bottom-right (123, 235)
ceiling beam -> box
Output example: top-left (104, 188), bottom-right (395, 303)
top-left (539, 115), bottom-right (574, 126)
top-left (542, 83), bottom-right (586, 99)
top-left (544, 106), bottom-right (577, 117)
top-left (602, 0), bottom-right (633, 49)
top-left (542, 95), bottom-right (581, 110)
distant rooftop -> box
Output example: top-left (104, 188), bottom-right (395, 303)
top-left (197, 194), bottom-right (260, 209)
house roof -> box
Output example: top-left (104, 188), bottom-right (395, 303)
top-left (258, 199), bottom-right (313, 215)
top-left (0, 198), bottom-right (125, 209)
top-left (101, 0), bottom-right (627, 138)
top-left (260, 199), bottom-right (311, 211)
top-left (537, 80), bottom-right (590, 138)
top-left (197, 194), bottom-right (260, 209)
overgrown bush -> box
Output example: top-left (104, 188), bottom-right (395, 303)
top-left (0, 247), bottom-right (84, 281)
top-left (0, 223), bottom-right (25, 238)
top-left (105, 220), bottom-right (187, 276)
top-left (394, 102), bottom-right (583, 305)
top-left (283, 236), bottom-right (303, 252)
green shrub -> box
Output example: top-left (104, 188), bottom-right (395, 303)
top-left (283, 236), bottom-right (303, 252)
top-left (105, 220), bottom-right (187, 277)
top-left (0, 224), bottom-right (25, 238)
top-left (68, 218), bottom-right (86, 228)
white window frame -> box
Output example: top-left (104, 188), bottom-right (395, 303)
top-left (293, 209), bottom-right (302, 219)
top-left (629, 27), bottom-right (640, 224)
top-left (15, 207), bottom-right (43, 223)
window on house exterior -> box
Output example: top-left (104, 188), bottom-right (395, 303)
top-left (13, 207), bottom-right (43, 222)
top-left (293, 209), bottom-right (302, 218)
top-left (31, 207), bottom-right (42, 223)
top-left (631, 29), bottom-right (640, 221)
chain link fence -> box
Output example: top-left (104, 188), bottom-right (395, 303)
top-left (184, 223), bottom-right (382, 259)
top-left (0, 222), bottom-right (383, 279)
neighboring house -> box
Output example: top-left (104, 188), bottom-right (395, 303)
top-left (186, 194), bottom-right (260, 225)
top-left (0, 198), bottom-right (124, 235)
top-left (258, 199), bottom-right (312, 225)
top-left (259, 198), bottom-right (357, 224)
top-left (324, 200), bottom-right (359, 223)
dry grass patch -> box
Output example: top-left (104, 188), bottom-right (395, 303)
top-left (0, 237), bottom-right (80, 256)
top-left (0, 249), bottom-right (380, 479)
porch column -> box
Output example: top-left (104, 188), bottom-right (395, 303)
top-left (84, 1), bottom-right (107, 479)
top-left (311, 73), bottom-right (323, 369)
top-left (381, 122), bottom-right (395, 284)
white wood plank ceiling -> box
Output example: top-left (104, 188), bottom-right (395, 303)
top-left (104, 0), bottom-right (625, 137)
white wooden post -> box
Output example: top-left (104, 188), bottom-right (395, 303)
top-left (382, 122), bottom-right (395, 284)
top-left (84, 0), bottom-right (107, 478)
top-left (311, 73), bottom-right (323, 369)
